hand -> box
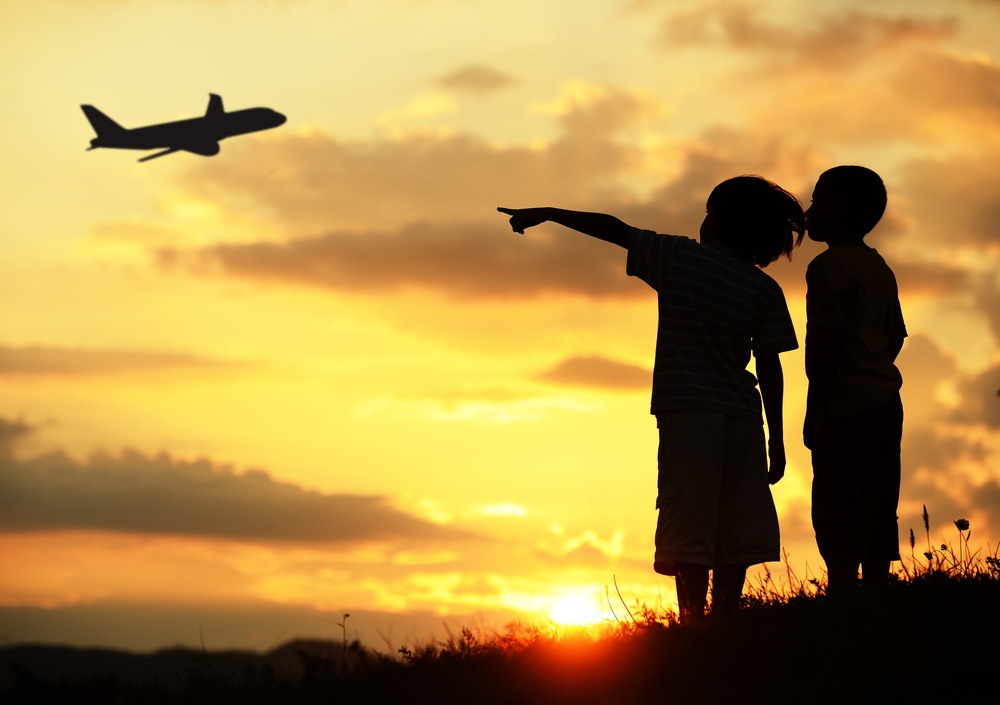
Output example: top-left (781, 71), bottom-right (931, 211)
top-left (767, 439), bottom-right (786, 485)
top-left (802, 409), bottom-right (824, 451)
top-left (497, 207), bottom-right (548, 234)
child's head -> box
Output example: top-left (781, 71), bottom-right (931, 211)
top-left (806, 165), bottom-right (886, 243)
top-left (703, 175), bottom-right (805, 266)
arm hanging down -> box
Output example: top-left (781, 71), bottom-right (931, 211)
top-left (756, 351), bottom-right (786, 485)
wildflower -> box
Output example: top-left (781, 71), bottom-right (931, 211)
top-left (924, 551), bottom-right (933, 561)
top-left (955, 519), bottom-right (970, 532)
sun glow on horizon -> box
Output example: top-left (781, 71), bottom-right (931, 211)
top-left (547, 592), bottom-right (605, 627)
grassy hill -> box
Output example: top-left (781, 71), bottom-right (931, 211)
top-left (4, 556), bottom-right (998, 704)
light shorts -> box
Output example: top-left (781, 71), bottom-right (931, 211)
top-left (653, 409), bottom-right (779, 574)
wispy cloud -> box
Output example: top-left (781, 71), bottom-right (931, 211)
top-left (0, 346), bottom-right (236, 377)
top-left (537, 355), bottom-right (649, 390)
top-left (434, 64), bottom-right (518, 93)
top-left (657, 2), bottom-right (955, 69)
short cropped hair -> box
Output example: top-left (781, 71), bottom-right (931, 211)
top-left (706, 175), bottom-right (805, 266)
top-left (817, 165), bottom-right (887, 237)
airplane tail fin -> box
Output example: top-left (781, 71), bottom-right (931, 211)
top-left (81, 105), bottom-right (125, 138)
top-left (205, 93), bottom-right (224, 118)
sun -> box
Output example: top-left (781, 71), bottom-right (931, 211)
top-left (548, 593), bottom-right (604, 626)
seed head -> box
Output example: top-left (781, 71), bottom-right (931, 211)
top-left (955, 518), bottom-right (970, 532)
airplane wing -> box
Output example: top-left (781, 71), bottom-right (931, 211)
top-left (136, 141), bottom-right (220, 162)
top-left (138, 148), bottom-right (180, 162)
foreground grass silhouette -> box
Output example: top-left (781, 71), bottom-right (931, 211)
top-left (5, 527), bottom-right (999, 704)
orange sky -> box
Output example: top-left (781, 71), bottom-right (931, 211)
top-left (2, 0), bottom-right (999, 652)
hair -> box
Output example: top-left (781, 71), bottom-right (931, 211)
top-left (815, 165), bottom-right (887, 237)
top-left (705, 175), bottom-right (805, 266)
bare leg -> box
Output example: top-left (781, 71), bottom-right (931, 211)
top-left (675, 563), bottom-right (709, 623)
top-left (861, 559), bottom-right (891, 594)
top-left (826, 559), bottom-right (859, 598)
top-left (711, 564), bottom-right (747, 616)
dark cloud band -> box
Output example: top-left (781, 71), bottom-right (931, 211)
top-left (0, 447), bottom-right (473, 544)
top-left (162, 221), bottom-right (645, 300)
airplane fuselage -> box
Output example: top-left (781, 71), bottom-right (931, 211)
top-left (82, 95), bottom-right (286, 161)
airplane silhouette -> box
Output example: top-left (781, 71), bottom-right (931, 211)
top-left (81, 94), bottom-right (286, 162)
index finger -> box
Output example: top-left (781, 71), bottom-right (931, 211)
top-left (497, 207), bottom-right (516, 215)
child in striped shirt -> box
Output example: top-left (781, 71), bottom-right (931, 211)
top-left (498, 175), bottom-right (804, 621)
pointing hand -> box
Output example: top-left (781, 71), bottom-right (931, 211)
top-left (497, 207), bottom-right (548, 234)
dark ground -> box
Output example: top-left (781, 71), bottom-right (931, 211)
top-left (3, 571), bottom-right (998, 704)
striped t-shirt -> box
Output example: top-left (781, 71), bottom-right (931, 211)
top-left (626, 228), bottom-right (798, 422)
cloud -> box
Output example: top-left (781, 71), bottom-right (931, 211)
top-left (177, 82), bottom-right (666, 235)
top-left (892, 261), bottom-right (973, 298)
top-left (613, 125), bottom-right (826, 229)
top-left (666, 10), bottom-right (997, 148)
top-left (535, 80), bottom-right (669, 138)
top-left (162, 219), bottom-right (645, 300)
top-left (359, 392), bottom-right (600, 425)
top-left (434, 64), bottom-right (518, 93)
top-left (889, 51), bottom-right (1000, 126)
top-left (533, 529), bottom-right (640, 569)
top-left (151, 75), bottom-right (992, 370)
top-left (893, 153), bottom-right (1000, 341)
top-left (165, 121), bottom-right (830, 302)
top-left (900, 152), bottom-right (1000, 247)
top-left (975, 279), bottom-right (1000, 345)
top-left (971, 480), bottom-right (1000, 529)
top-left (376, 92), bottom-right (459, 136)
top-left (537, 355), bottom-right (649, 390)
top-left (0, 446), bottom-right (473, 544)
top-left (0, 417), bottom-right (34, 455)
top-left (0, 346), bottom-right (235, 377)
top-left (894, 336), bottom-right (1000, 536)
top-left (957, 363), bottom-right (1000, 428)
top-left (657, 2), bottom-right (955, 69)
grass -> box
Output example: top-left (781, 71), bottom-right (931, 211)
top-left (6, 515), bottom-right (1000, 704)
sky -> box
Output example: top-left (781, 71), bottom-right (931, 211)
top-left (1, 0), bottom-right (999, 653)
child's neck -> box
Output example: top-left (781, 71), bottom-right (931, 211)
top-left (826, 233), bottom-right (868, 248)
top-left (712, 239), bottom-right (755, 264)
